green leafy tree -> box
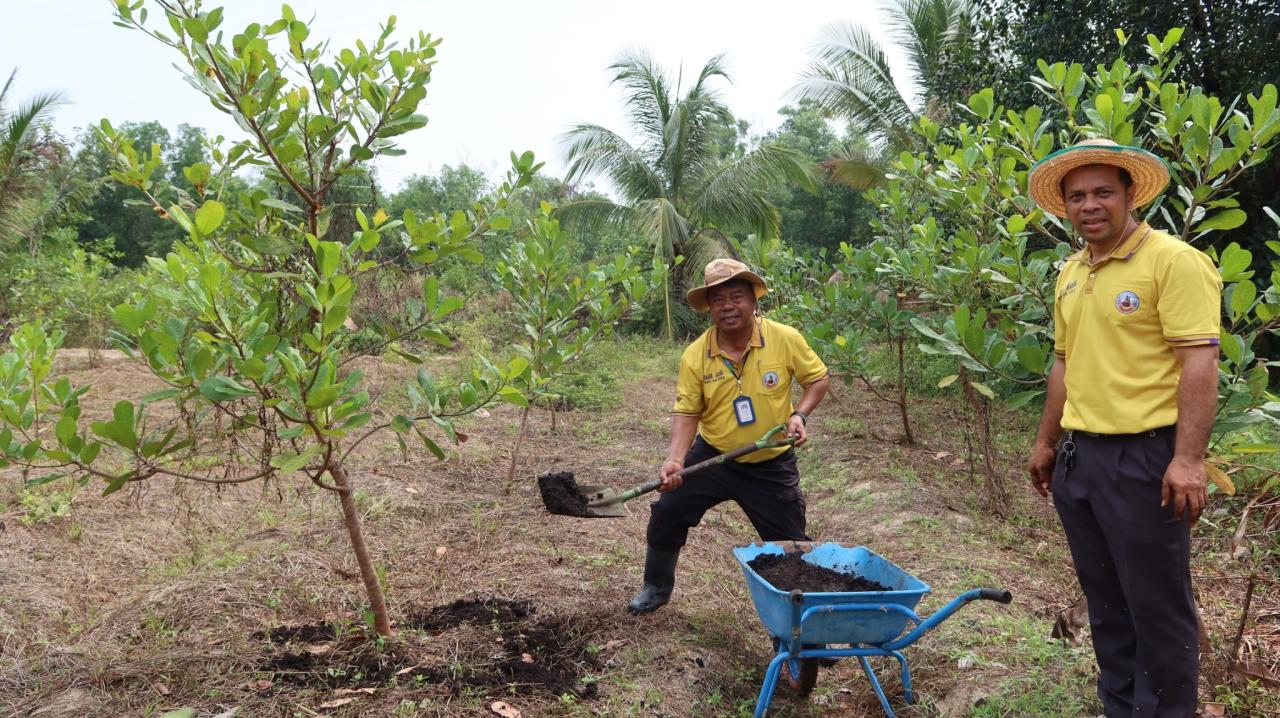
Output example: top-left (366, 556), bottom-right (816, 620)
top-left (558, 50), bottom-right (820, 339)
top-left (495, 205), bottom-right (659, 488)
top-left (0, 1), bottom-right (538, 638)
top-left (764, 101), bottom-right (878, 251)
top-left (872, 29), bottom-right (1279, 515)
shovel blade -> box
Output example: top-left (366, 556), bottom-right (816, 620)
top-left (579, 484), bottom-right (629, 518)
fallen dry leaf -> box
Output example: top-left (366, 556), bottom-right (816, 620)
top-left (602, 639), bottom-right (627, 651)
top-left (248, 679), bottom-right (273, 691)
top-left (490, 701), bottom-right (521, 718)
top-left (153, 682), bottom-right (170, 695)
top-left (933, 451), bottom-right (951, 461)
top-left (318, 697), bottom-right (358, 709)
top-left (333, 687), bottom-right (377, 696)
top-left (1201, 704), bottom-right (1227, 717)
top-left (404, 486), bottom-right (419, 494)
top-left (435, 546), bottom-right (448, 557)
top-left (395, 664), bottom-right (421, 676)
top-left (520, 652), bottom-right (535, 664)
top-left (305, 643), bottom-right (333, 655)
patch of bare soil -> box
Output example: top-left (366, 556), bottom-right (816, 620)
top-left (0, 348), bottom-right (1274, 717)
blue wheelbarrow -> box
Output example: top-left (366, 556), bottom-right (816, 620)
top-left (733, 541), bottom-right (1013, 717)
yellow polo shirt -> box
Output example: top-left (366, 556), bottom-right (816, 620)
top-left (674, 317), bottom-right (828, 462)
top-left (1053, 223), bottom-right (1221, 434)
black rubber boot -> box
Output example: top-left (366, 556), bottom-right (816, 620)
top-left (627, 547), bottom-right (680, 614)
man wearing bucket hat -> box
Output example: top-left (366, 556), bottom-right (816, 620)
top-left (1025, 139), bottom-right (1222, 717)
top-left (628, 258), bottom-right (829, 614)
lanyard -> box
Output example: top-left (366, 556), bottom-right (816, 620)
top-left (723, 347), bottom-right (752, 396)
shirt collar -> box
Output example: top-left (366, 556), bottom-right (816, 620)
top-left (708, 317), bottom-right (765, 358)
top-left (1065, 222), bottom-right (1154, 267)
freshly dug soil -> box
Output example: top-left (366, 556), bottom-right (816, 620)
top-left (749, 552), bottom-right (893, 593)
top-left (258, 596), bottom-right (598, 700)
top-left (538, 471), bottom-right (591, 517)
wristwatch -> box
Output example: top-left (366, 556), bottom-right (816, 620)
top-left (790, 410), bottom-right (808, 425)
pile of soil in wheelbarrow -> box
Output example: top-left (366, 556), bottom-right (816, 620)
top-left (538, 471), bottom-right (591, 517)
top-left (749, 552), bottom-right (893, 593)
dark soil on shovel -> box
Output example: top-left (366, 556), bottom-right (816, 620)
top-left (749, 552), bottom-right (893, 593)
top-left (538, 471), bottom-right (591, 517)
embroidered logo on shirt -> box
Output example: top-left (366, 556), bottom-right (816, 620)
top-left (703, 369), bottom-right (726, 383)
top-left (762, 370), bottom-right (779, 389)
top-left (1060, 280), bottom-right (1078, 298)
top-left (1115, 290), bottom-right (1140, 314)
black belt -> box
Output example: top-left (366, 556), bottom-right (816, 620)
top-left (1069, 425), bottom-right (1175, 440)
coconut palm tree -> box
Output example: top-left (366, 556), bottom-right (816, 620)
top-left (0, 69), bottom-right (84, 256)
top-left (559, 51), bottom-right (821, 338)
top-left (792, 0), bottom-right (976, 188)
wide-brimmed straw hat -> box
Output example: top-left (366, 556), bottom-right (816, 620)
top-left (686, 258), bottom-right (768, 312)
top-left (1028, 138), bottom-right (1170, 218)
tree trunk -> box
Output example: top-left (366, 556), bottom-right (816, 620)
top-left (329, 461), bottom-right (392, 638)
top-left (505, 405), bottom-right (531, 494)
top-left (895, 334), bottom-right (915, 445)
top-left (960, 369), bottom-right (1008, 517)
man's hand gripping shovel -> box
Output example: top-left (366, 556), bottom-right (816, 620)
top-left (578, 424), bottom-right (797, 518)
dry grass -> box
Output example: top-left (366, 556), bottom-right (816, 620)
top-left (0, 346), bottom-right (1274, 718)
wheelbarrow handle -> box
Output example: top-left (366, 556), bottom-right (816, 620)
top-left (591, 425), bottom-right (797, 507)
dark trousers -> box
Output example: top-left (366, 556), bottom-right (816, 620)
top-left (646, 436), bottom-right (808, 551)
top-left (1052, 426), bottom-right (1199, 718)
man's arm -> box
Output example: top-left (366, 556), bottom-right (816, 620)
top-left (1164, 345), bottom-right (1218, 523)
top-left (659, 414), bottom-right (700, 492)
top-left (787, 376), bottom-right (829, 446)
top-left (1027, 357), bottom-right (1067, 498)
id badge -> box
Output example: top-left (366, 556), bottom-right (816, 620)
top-left (733, 395), bottom-right (756, 426)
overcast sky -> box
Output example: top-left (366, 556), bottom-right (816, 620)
top-left (3, 0), bottom-right (907, 191)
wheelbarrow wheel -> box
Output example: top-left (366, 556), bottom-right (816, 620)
top-left (782, 656), bottom-right (818, 695)
top-left (772, 639), bottom-right (818, 695)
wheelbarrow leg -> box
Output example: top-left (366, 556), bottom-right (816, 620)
top-left (754, 651), bottom-right (788, 718)
top-left (857, 656), bottom-right (896, 718)
top-left (890, 650), bottom-right (912, 703)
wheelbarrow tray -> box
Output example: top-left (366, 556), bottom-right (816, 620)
top-left (733, 542), bottom-right (931, 646)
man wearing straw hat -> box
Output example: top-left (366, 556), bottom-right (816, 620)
top-left (628, 258), bottom-right (829, 614)
top-left (1026, 139), bottom-right (1222, 717)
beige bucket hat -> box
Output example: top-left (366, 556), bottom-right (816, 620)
top-left (686, 258), bottom-right (768, 312)
top-left (1028, 138), bottom-right (1170, 218)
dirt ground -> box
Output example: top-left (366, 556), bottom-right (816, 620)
top-left (0, 348), bottom-right (1274, 717)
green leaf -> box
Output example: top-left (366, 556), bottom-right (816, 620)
top-left (269, 445), bottom-right (322, 475)
top-left (55, 417), bottom-right (77, 445)
top-left (1196, 209), bottom-right (1247, 234)
top-left (937, 374), bottom-right (959, 388)
top-left (1230, 280), bottom-right (1257, 322)
top-left (414, 426), bottom-right (445, 459)
top-left (498, 386), bottom-right (528, 407)
top-left (199, 376), bottom-right (256, 402)
top-left (391, 414), bottom-right (413, 433)
top-left (194, 200), bottom-right (226, 235)
top-left (971, 381), bottom-right (997, 400)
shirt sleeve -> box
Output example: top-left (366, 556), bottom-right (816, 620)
top-left (672, 346), bottom-right (704, 415)
top-left (789, 330), bottom-right (829, 387)
top-left (1157, 248), bottom-right (1223, 347)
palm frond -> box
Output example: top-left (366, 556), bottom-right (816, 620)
top-left (887, 0), bottom-right (972, 93)
top-left (792, 22), bottom-right (917, 149)
top-left (688, 143), bottom-right (819, 238)
top-left (551, 198), bottom-right (636, 237)
top-left (561, 123), bottom-right (666, 202)
top-left (824, 143), bottom-right (889, 190)
top-left (631, 196), bottom-right (691, 264)
top-left (0, 89), bottom-right (65, 172)
top-left (608, 49), bottom-right (673, 148)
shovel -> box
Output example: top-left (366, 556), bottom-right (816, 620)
top-left (576, 424), bottom-right (797, 518)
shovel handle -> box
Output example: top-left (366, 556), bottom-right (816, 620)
top-left (591, 425), bottom-right (796, 507)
